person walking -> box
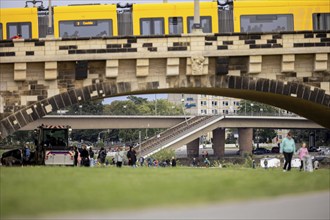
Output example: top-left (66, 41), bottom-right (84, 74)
top-left (297, 142), bottom-right (309, 171)
top-left (280, 132), bottom-right (296, 172)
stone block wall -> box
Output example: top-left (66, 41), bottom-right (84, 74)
top-left (0, 31), bottom-right (329, 138)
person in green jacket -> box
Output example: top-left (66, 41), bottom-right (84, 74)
top-left (280, 132), bottom-right (296, 172)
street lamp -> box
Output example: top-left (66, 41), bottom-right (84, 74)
top-left (155, 94), bottom-right (157, 115)
top-left (123, 105), bottom-right (127, 115)
top-left (181, 98), bottom-right (188, 124)
top-left (250, 103), bottom-right (254, 116)
top-left (139, 131), bottom-right (141, 157)
top-left (260, 108), bottom-right (263, 116)
top-left (171, 106), bottom-right (175, 115)
top-left (256, 129), bottom-right (260, 149)
top-left (79, 105), bottom-right (82, 115)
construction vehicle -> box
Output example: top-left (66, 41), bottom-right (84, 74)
top-left (33, 124), bottom-right (74, 165)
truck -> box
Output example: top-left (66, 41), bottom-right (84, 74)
top-left (33, 124), bottom-right (74, 165)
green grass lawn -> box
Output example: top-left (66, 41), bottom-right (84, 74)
top-left (1, 166), bottom-right (329, 218)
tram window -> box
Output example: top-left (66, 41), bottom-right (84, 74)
top-left (240, 14), bottom-right (293, 32)
top-left (59, 20), bottom-right (113, 38)
top-left (0, 23), bottom-right (2, 40)
top-left (7, 22), bottom-right (32, 39)
top-left (140, 18), bottom-right (164, 35)
top-left (313, 13), bottom-right (330, 31)
top-left (187, 16), bottom-right (212, 33)
top-left (169, 17), bottom-right (183, 34)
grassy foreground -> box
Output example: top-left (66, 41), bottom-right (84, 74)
top-left (1, 166), bottom-right (329, 218)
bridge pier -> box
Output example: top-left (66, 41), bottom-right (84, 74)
top-left (186, 138), bottom-right (199, 158)
top-left (212, 128), bottom-right (225, 159)
top-left (238, 128), bottom-right (253, 156)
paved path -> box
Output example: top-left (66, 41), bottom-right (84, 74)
top-left (49, 191), bottom-right (329, 220)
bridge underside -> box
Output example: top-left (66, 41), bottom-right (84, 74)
top-left (0, 75), bottom-right (329, 140)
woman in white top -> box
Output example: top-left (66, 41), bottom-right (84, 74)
top-left (115, 147), bottom-right (125, 168)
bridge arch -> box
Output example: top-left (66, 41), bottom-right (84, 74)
top-left (1, 75), bottom-right (329, 140)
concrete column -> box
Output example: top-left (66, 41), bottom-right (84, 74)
top-left (212, 128), bottom-right (225, 159)
top-left (193, 0), bottom-right (200, 27)
top-left (187, 138), bottom-right (199, 158)
top-left (238, 128), bottom-right (253, 156)
top-left (192, 0), bottom-right (202, 33)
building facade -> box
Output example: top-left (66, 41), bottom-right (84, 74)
top-left (168, 94), bottom-right (241, 116)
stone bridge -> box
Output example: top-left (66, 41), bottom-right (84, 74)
top-left (0, 31), bottom-right (329, 139)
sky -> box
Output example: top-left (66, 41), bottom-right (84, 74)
top-left (102, 94), bottom-right (168, 104)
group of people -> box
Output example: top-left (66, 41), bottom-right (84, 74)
top-left (144, 157), bottom-right (177, 167)
top-left (72, 131), bottom-right (310, 171)
top-left (73, 145), bottom-right (106, 167)
top-left (191, 157), bottom-right (210, 168)
top-left (73, 146), bottom-right (149, 168)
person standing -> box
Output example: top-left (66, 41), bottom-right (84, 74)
top-left (115, 147), bottom-right (124, 168)
top-left (80, 145), bottom-right (89, 167)
top-left (171, 156), bottom-right (176, 167)
top-left (73, 146), bottom-right (79, 166)
top-left (192, 158), bottom-right (198, 167)
top-left (98, 147), bottom-right (107, 166)
top-left (297, 142), bottom-right (309, 171)
top-left (127, 147), bottom-right (137, 167)
top-left (89, 147), bottom-right (95, 167)
top-left (24, 145), bottom-right (30, 165)
top-left (280, 132), bottom-right (296, 172)
top-left (139, 156), bottom-right (145, 167)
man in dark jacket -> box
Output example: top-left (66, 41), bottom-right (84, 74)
top-left (80, 145), bottom-right (89, 167)
top-left (98, 147), bottom-right (107, 165)
top-left (127, 147), bottom-right (137, 167)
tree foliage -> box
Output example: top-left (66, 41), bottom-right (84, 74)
top-left (237, 100), bottom-right (278, 115)
top-left (151, 149), bottom-right (176, 162)
top-left (67, 100), bottom-right (104, 115)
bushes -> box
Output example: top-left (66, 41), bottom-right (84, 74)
top-left (152, 149), bottom-right (175, 162)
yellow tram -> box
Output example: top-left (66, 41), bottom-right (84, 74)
top-left (0, 0), bottom-right (329, 40)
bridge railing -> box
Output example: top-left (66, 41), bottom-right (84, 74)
top-left (140, 115), bottom-right (222, 157)
top-left (52, 112), bottom-right (300, 117)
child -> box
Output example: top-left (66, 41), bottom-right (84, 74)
top-left (297, 142), bottom-right (309, 171)
top-left (204, 157), bottom-right (210, 168)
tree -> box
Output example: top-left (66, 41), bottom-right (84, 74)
top-left (102, 96), bottom-right (183, 144)
top-left (127, 95), bottom-right (148, 105)
top-left (254, 129), bottom-right (277, 144)
top-left (1, 131), bottom-right (34, 147)
top-left (237, 100), bottom-right (278, 115)
top-left (67, 100), bottom-right (104, 115)
top-left (290, 129), bottom-right (330, 146)
top-left (152, 149), bottom-right (176, 162)
top-left (104, 100), bottom-right (140, 115)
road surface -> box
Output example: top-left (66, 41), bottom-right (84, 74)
top-left (47, 191), bottom-right (329, 220)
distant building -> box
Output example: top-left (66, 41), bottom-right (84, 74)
top-left (168, 94), bottom-right (241, 115)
